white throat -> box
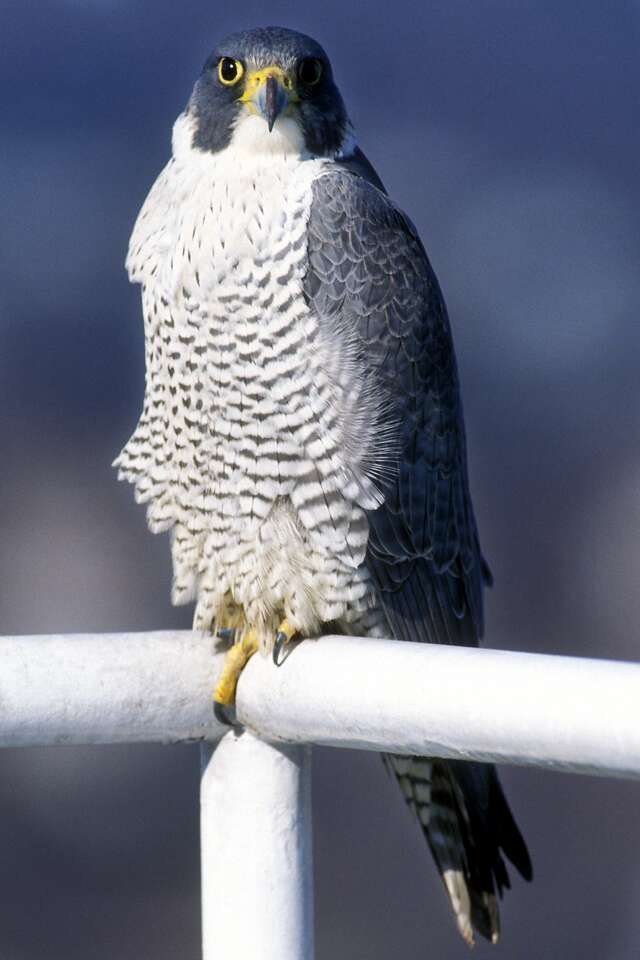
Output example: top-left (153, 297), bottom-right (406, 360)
top-left (229, 113), bottom-right (307, 157)
top-left (172, 110), bottom-right (307, 164)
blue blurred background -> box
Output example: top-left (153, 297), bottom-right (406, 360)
top-left (1, 1), bottom-right (639, 957)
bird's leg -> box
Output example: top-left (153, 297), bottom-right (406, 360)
top-left (213, 628), bottom-right (259, 707)
top-left (273, 618), bottom-right (298, 665)
top-left (213, 617), bottom-right (299, 722)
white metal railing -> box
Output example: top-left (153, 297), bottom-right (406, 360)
top-left (2, 631), bottom-right (640, 958)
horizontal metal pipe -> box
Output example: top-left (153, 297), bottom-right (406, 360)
top-left (0, 632), bottom-right (226, 746)
top-left (1, 632), bottom-right (639, 779)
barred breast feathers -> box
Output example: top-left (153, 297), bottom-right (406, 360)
top-left (114, 111), bottom-right (396, 624)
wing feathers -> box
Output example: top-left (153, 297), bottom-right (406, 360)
top-left (304, 161), bottom-right (530, 943)
top-left (304, 165), bottom-right (487, 645)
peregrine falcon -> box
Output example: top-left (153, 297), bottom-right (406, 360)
top-left (115, 26), bottom-right (532, 944)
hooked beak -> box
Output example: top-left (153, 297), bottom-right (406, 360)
top-left (260, 74), bottom-right (287, 131)
top-left (240, 66), bottom-right (297, 132)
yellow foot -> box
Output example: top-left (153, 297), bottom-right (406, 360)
top-left (213, 628), bottom-right (259, 707)
top-left (273, 618), bottom-right (298, 664)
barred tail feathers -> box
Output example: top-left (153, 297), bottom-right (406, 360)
top-left (385, 754), bottom-right (532, 945)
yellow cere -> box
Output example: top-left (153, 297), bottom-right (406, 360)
top-left (239, 65), bottom-right (300, 103)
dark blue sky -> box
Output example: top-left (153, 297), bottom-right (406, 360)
top-left (1, 2), bottom-right (639, 958)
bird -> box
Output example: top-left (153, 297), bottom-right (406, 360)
top-left (115, 25), bottom-right (532, 945)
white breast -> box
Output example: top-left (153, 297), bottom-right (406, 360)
top-left (116, 112), bottom-right (385, 644)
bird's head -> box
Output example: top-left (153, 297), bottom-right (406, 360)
top-left (188, 26), bottom-right (351, 158)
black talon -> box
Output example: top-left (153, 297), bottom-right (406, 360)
top-left (213, 700), bottom-right (238, 726)
top-left (273, 631), bottom-right (286, 665)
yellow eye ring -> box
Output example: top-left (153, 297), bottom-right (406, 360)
top-left (298, 57), bottom-right (323, 86)
top-left (217, 57), bottom-right (244, 86)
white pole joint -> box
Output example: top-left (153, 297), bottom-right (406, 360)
top-left (200, 734), bottom-right (313, 960)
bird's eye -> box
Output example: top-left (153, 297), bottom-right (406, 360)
top-left (298, 58), bottom-right (323, 86)
top-left (217, 57), bottom-right (244, 86)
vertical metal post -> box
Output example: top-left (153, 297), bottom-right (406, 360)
top-left (200, 732), bottom-right (314, 960)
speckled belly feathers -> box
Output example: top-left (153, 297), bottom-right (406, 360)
top-left (115, 114), bottom-right (387, 647)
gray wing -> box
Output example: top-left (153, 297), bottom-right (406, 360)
top-left (303, 159), bottom-right (531, 945)
top-left (304, 158), bottom-right (490, 650)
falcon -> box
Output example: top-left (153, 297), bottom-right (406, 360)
top-left (115, 25), bottom-right (532, 944)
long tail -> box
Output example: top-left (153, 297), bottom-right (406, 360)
top-left (385, 754), bottom-right (532, 945)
